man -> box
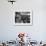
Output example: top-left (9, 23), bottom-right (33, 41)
top-left (15, 12), bottom-right (23, 23)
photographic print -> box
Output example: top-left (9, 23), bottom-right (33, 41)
top-left (15, 11), bottom-right (32, 26)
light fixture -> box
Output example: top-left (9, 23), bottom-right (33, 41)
top-left (8, 0), bottom-right (16, 4)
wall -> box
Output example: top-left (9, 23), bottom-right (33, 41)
top-left (0, 0), bottom-right (46, 41)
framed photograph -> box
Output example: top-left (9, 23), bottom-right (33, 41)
top-left (15, 10), bottom-right (33, 26)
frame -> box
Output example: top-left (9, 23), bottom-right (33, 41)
top-left (14, 10), bottom-right (33, 26)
